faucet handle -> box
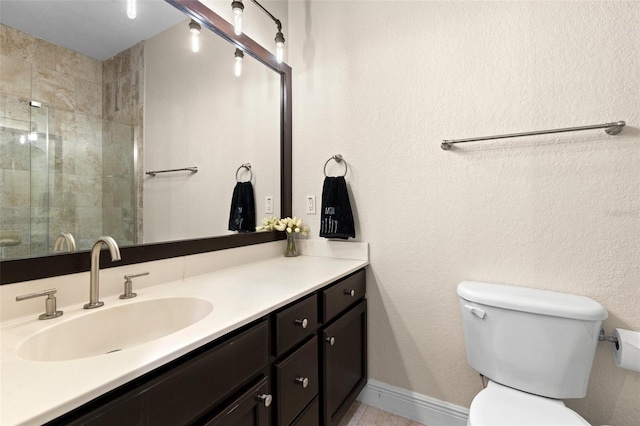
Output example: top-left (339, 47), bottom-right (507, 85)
top-left (120, 272), bottom-right (149, 299)
top-left (16, 288), bottom-right (63, 320)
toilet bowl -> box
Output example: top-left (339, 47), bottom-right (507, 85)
top-left (467, 381), bottom-right (590, 426)
top-left (457, 281), bottom-right (607, 426)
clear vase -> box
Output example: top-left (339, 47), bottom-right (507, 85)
top-left (284, 233), bottom-right (298, 257)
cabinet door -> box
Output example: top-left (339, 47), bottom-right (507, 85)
top-left (321, 300), bottom-right (367, 426)
top-left (204, 377), bottom-right (271, 426)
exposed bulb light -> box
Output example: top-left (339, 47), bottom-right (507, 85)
top-left (19, 134), bottom-right (26, 144)
top-left (275, 30), bottom-right (285, 64)
top-left (234, 48), bottom-right (244, 77)
top-left (231, 1), bottom-right (244, 35)
top-left (127, 0), bottom-right (137, 19)
top-left (189, 20), bottom-right (201, 53)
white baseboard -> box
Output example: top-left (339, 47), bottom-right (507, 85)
top-left (357, 379), bottom-right (469, 426)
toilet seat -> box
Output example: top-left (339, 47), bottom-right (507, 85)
top-left (468, 381), bottom-right (591, 426)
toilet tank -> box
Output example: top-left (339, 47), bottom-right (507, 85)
top-left (457, 281), bottom-right (607, 399)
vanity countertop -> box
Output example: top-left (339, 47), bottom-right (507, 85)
top-left (0, 253), bottom-right (368, 426)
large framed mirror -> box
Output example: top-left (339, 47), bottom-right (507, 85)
top-left (0, 0), bottom-right (292, 284)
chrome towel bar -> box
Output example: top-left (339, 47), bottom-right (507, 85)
top-left (146, 167), bottom-right (198, 176)
top-left (441, 121), bottom-right (626, 150)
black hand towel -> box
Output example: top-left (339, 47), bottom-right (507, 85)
top-left (319, 176), bottom-right (355, 239)
top-left (228, 182), bottom-right (256, 232)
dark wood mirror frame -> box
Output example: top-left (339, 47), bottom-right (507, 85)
top-left (0, 0), bottom-right (292, 285)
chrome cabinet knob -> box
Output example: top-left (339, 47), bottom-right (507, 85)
top-left (295, 318), bottom-right (308, 329)
top-left (258, 393), bottom-right (272, 407)
top-left (296, 377), bottom-right (309, 388)
top-left (326, 336), bottom-right (335, 346)
top-left (344, 289), bottom-right (355, 297)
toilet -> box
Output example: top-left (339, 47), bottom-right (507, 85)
top-left (457, 281), bottom-right (608, 426)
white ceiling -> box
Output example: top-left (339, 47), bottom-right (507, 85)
top-left (0, 0), bottom-right (187, 61)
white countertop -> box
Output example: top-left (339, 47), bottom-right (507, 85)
top-left (0, 254), bottom-right (368, 425)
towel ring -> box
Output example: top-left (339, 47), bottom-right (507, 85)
top-left (324, 154), bottom-right (348, 177)
top-left (236, 163), bottom-right (252, 182)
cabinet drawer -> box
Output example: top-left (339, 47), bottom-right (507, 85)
top-left (275, 337), bottom-right (319, 425)
top-left (292, 396), bottom-right (319, 426)
top-left (322, 270), bottom-right (365, 323)
top-left (275, 294), bottom-right (318, 355)
top-left (62, 321), bottom-right (269, 426)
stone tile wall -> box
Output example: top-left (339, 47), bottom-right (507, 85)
top-left (102, 43), bottom-right (143, 246)
top-left (0, 24), bottom-right (140, 258)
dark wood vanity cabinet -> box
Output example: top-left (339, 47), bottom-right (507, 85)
top-left (270, 269), bottom-right (367, 426)
top-left (49, 268), bottom-right (366, 426)
top-left (320, 270), bottom-right (367, 426)
top-left (52, 321), bottom-right (271, 426)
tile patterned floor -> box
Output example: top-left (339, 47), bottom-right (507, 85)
top-left (337, 401), bottom-right (427, 426)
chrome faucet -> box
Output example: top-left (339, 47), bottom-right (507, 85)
top-left (85, 236), bottom-right (121, 309)
top-left (54, 232), bottom-right (76, 252)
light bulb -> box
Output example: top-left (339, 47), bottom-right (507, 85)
top-left (127, 0), bottom-right (136, 19)
top-left (232, 1), bottom-right (244, 36)
top-left (234, 49), bottom-right (244, 77)
top-left (275, 31), bottom-right (285, 64)
top-left (191, 32), bottom-right (200, 53)
top-left (19, 135), bottom-right (26, 144)
top-left (189, 20), bottom-right (201, 53)
top-left (28, 132), bottom-right (38, 142)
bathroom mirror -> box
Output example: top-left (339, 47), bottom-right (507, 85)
top-left (0, 0), bottom-right (292, 284)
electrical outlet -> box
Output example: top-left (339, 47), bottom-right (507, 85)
top-left (265, 196), bottom-right (274, 214)
top-left (306, 195), bottom-right (316, 214)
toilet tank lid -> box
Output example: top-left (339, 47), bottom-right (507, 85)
top-left (457, 281), bottom-right (608, 321)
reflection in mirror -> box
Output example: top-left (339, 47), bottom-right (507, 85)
top-left (0, 0), bottom-right (281, 261)
top-left (143, 18), bottom-right (280, 243)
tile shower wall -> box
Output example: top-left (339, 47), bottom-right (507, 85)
top-left (102, 43), bottom-right (143, 246)
top-left (0, 24), bottom-right (139, 257)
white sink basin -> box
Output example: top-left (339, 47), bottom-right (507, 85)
top-left (18, 297), bottom-right (213, 362)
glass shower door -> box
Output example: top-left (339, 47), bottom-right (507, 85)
top-left (0, 100), bottom-right (49, 259)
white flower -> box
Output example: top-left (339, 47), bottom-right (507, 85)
top-left (256, 217), bottom-right (280, 232)
top-left (258, 217), bottom-right (309, 238)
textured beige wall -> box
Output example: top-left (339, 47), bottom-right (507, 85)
top-left (143, 20), bottom-right (281, 241)
top-left (288, 1), bottom-right (640, 425)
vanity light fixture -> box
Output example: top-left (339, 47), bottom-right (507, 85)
top-left (231, 1), bottom-right (244, 35)
top-left (189, 19), bottom-right (201, 53)
top-left (250, 0), bottom-right (285, 64)
top-left (274, 28), bottom-right (285, 64)
top-left (127, 0), bottom-right (136, 19)
top-left (234, 48), bottom-right (244, 77)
